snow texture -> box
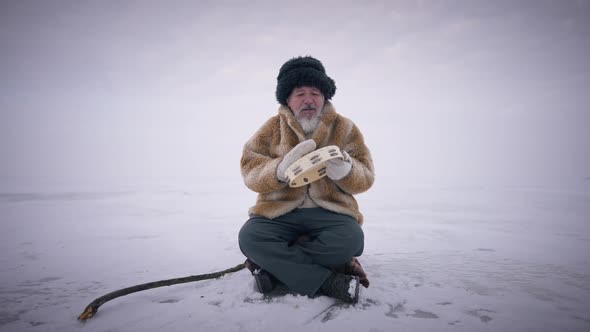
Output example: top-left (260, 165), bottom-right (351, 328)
top-left (348, 278), bottom-right (357, 298)
top-left (0, 176), bottom-right (589, 332)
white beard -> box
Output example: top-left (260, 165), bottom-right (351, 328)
top-left (297, 115), bottom-right (321, 135)
top-left (295, 106), bottom-right (324, 135)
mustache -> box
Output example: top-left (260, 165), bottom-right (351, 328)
top-left (299, 105), bottom-right (317, 111)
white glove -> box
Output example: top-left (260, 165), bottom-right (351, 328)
top-left (326, 150), bottom-right (352, 180)
top-left (276, 139), bottom-right (317, 182)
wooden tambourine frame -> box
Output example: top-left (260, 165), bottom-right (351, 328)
top-left (284, 145), bottom-right (343, 187)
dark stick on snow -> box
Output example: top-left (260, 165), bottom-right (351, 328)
top-left (78, 262), bottom-right (246, 321)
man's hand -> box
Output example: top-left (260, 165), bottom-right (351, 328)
top-left (326, 150), bottom-right (352, 180)
top-left (276, 139), bottom-right (317, 182)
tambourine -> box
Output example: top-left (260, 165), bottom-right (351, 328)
top-left (284, 145), bottom-right (343, 187)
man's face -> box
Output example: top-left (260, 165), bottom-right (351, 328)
top-left (287, 86), bottom-right (325, 134)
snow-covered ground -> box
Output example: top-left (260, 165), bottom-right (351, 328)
top-left (1, 175), bottom-right (589, 332)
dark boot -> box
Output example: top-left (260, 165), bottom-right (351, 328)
top-left (244, 259), bottom-right (278, 294)
top-left (254, 269), bottom-right (277, 294)
top-left (319, 272), bottom-right (360, 304)
top-left (332, 257), bottom-right (370, 288)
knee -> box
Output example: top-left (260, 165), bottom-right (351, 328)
top-left (347, 221), bottom-right (364, 242)
top-left (238, 218), bottom-right (271, 254)
top-left (347, 222), bottom-right (364, 256)
top-left (320, 221), bottom-right (365, 257)
top-left (238, 221), bottom-right (256, 251)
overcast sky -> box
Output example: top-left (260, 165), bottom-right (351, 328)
top-left (1, 0), bottom-right (589, 188)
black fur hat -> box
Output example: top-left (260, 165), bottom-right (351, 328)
top-left (275, 56), bottom-right (336, 105)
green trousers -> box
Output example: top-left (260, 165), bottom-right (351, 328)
top-left (238, 207), bottom-right (364, 296)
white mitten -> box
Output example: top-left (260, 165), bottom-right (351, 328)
top-left (326, 150), bottom-right (352, 180)
top-left (276, 139), bottom-right (317, 182)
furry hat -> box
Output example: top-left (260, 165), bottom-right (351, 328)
top-left (275, 56), bottom-right (336, 105)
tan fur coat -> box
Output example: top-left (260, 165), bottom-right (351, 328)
top-left (240, 101), bottom-right (375, 224)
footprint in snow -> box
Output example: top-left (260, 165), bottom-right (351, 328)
top-left (408, 309), bottom-right (439, 319)
top-left (158, 298), bottom-right (180, 304)
top-left (466, 308), bottom-right (495, 323)
top-left (385, 301), bottom-right (406, 318)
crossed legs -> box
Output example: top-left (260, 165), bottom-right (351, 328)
top-left (238, 208), bottom-right (364, 296)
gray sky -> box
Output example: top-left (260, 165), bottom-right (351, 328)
top-left (1, 0), bottom-right (589, 187)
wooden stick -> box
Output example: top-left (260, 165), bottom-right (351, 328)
top-left (78, 262), bottom-right (246, 321)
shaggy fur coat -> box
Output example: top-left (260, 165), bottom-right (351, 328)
top-left (240, 101), bottom-right (375, 224)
